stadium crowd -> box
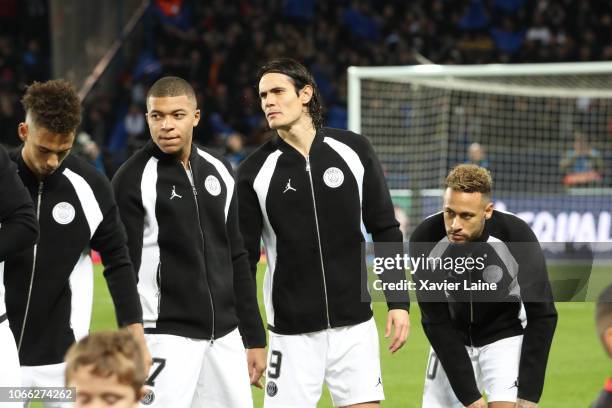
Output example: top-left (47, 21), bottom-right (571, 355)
top-left (1, 0), bottom-right (612, 177)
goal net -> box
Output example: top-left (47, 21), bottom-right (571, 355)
top-left (348, 62), bottom-right (612, 244)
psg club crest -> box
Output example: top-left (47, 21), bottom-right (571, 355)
top-left (323, 167), bottom-right (344, 188)
top-left (52, 202), bottom-right (76, 225)
top-left (483, 264), bottom-right (504, 284)
top-left (141, 389), bottom-right (155, 405)
top-left (204, 175), bottom-right (222, 196)
top-left (266, 381), bottom-right (278, 397)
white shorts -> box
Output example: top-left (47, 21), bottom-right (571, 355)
top-left (141, 328), bottom-right (252, 408)
top-left (422, 335), bottom-right (523, 408)
top-left (21, 363), bottom-right (70, 408)
top-left (264, 317), bottom-right (384, 408)
top-left (0, 320), bottom-right (21, 407)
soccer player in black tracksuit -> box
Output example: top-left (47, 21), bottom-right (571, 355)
top-left (2, 80), bottom-right (148, 407)
top-left (409, 165), bottom-right (558, 408)
top-left (591, 284), bottom-right (612, 408)
top-left (237, 58), bottom-right (410, 408)
top-left (112, 76), bottom-right (266, 408)
top-left (0, 144), bottom-right (38, 395)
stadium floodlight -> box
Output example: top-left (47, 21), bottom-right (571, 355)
top-left (348, 62), bottom-right (612, 243)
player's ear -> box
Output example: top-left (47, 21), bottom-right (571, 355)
top-left (18, 122), bottom-right (28, 142)
top-left (299, 85), bottom-right (313, 105)
top-left (193, 109), bottom-right (201, 127)
top-left (484, 201), bottom-right (494, 220)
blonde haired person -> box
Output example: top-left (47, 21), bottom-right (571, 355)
top-left (65, 330), bottom-right (146, 407)
top-left (409, 164), bottom-right (557, 408)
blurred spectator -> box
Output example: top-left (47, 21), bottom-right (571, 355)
top-left (48, 0), bottom-right (610, 170)
top-left (342, 2), bottom-right (381, 42)
top-left (466, 142), bottom-right (490, 169)
top-left (526, 14), bottom-right (552, 45)
top-left (224, 131), bottom-right (246, 170)
top-left (124, 103), bottom-right (147, 156)
top-left (559, 132), bottom-right (604, 186)
top-left (83, 108), bottom-right (109, 147)
top-left (22, 39), bottom-right (46, 81)
top-left (73, 131), bottom-right (106, 175)
top-left (459, 0), bottom-right (489, 31)
top-left (0, 91), bottom-right (19, 147)
top-left (490, 17), bottom-right (526, 55)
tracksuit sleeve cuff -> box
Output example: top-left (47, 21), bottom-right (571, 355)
top-left (387, 301), bottom-right (410, 312)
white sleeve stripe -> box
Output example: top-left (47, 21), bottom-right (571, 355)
top-left (62, 168), bottom-right (103, 239)
top-left (323, 137), bottom-right (365, 205)
top-left (253, 149), bottom-right (283, 327)
top-left (139, 157), bottom-right (161, 327)
top-left (69, 253), bottom-right (94, 341)
top-left (0, 261), bottom-right (5, 317)
top-left (487, 235), bottom-right (519, 279)
top-left (196, 148), bottom-right (234, 221)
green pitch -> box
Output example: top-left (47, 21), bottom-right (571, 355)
top-left (87, 264), bottom-right (608, 407)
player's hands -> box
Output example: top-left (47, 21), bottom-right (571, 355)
top-left (246, 347), bottom-right (267, 389)
top-left (126, 323), bottom-right (152, 377)
top-left (385, 309), bottom-right (410, 353)
top-left (516, 398), bottom-right (538, 408)
top-left (466, 397), bottom-right (486, 408)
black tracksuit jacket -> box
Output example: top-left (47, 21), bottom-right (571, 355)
top-left (4, 150), bottom-right (142, 365)
top-left (112, 141), bottom-right (265, 347)
top-left (237, 127), bottom-right (409, 335)
top-left (409, 210), bottom-right (558, 405)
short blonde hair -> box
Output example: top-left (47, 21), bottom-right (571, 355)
top-left (446, 164), bottom-right (493, 197)
top-left (65, 330), bottom-right (145, 397)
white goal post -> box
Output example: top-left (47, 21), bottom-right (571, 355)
top-left (347, 62), bottom-right (612, 243)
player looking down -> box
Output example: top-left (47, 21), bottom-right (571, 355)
top-left (409, 164), bottom-right (558, 408)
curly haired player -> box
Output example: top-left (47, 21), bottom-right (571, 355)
top-left (4, 79), bottom-right (149, 407)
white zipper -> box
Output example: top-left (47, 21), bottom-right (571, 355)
top-left (305, 156), bottom-right (331, 328)
top-left (17, 182), bottom-right (43, 352)
top-left (186, 162), bottom-right (215, 344)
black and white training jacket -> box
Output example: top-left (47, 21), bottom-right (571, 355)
top-left (0, 146), bottom-right (38, 325)
top-left (112, 141), bottom-right (265, 347)
top-left (4, 150), bottom-right (142, 366)
top-left (237, 127), bottom-right (410, 335)
top-left (409, 210), bottom-right (558, 405)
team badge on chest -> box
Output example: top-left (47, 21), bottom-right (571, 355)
top-left (323, 167), bottom-right (344, 188)
top-left (483, 264), bottom-right (503, 284)
top-left (52, 202), bottom-right (76, 225)
top-left (204, 175), bottom-right (222, 196)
